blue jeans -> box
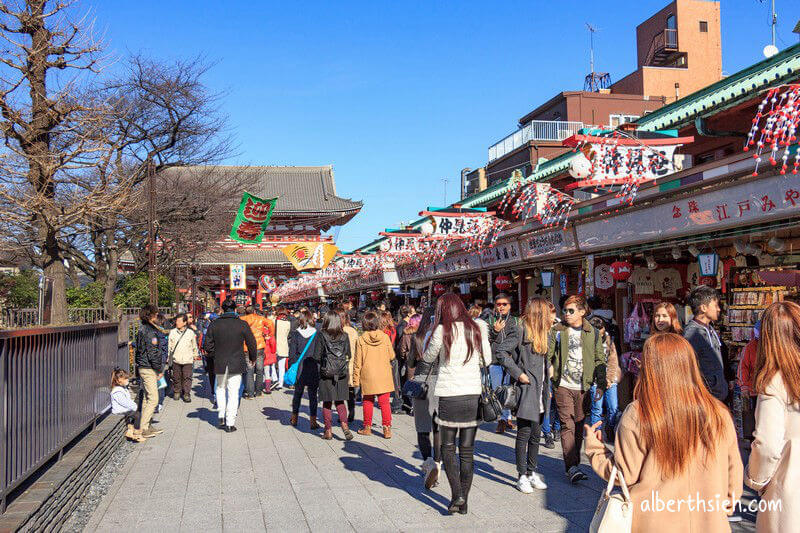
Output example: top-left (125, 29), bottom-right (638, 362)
top-left (542, 383), bottom-right (561, 434)
top-left (489, 364), bottom-right (511, 421)
top-left (589, 383), bottom-right (619, 431)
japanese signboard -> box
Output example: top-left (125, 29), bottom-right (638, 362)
top-left (576, 173), bottom-right (800, 251)
top-left (480, 241), bottom-right (522, 268)
top-left (428, 215), bottom-right (488, 238)
top-left (230, 264), bottom-right (246, 290)
top-left (519, 229), bottom-right (576, 260)
top-left (229, 192), bottom-right (277, 244)
top-left (282, 243), bottom-right (339, 271)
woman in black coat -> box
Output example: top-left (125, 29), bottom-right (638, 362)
top-left (289, 310), bottom-right (320, 430)
top-left (496, 297), bottom-right (551, 494)
top-left (313, 310), bottom-right (353, 441)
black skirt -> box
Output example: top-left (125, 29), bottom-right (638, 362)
top-left (436, 394), bottom-right (480, 428)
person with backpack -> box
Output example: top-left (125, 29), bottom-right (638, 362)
top-left (548, 294), bottom-right (606, 484)
top-left (314, 310), bottom-right (354, 440)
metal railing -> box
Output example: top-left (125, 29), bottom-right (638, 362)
top-left (1, 323), bottom-right (125, 511)
top-left (0, 308), bottom-right (38, 329)
top-left (488, 120), bottom-right (584, 162)
top-left (1, 306), bottom-right (174, 329)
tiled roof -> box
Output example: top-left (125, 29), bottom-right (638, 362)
top-left (192, 246), bottom-right (291, 265)
top-left (160, 165), bottom-right (363, 215)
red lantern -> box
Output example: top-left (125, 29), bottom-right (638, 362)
top-left (433, 283), bottom-right (446, 296)
top-left (494, 275), bottom-right (512, 291)
top-left (609, 261), bottom-right (633, 282)
top-left (370, 290), bottom-right (382, 301)
top-left (698, 276), bottom-right (717, 288)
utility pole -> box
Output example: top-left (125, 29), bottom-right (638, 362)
top-left (442, 177), bottom-right (449, 206)
top-left (771, 0), bottom-right (777, 47)
top-left (147, 159), bottom-right (159, 306)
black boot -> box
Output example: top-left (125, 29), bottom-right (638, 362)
top-left (458, 445), bottom-right (474, 515)
top-left (441, 442), bottom-right (464, 514)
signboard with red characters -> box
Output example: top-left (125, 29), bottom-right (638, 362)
top-left (229, 192), bottom-right (277, 244)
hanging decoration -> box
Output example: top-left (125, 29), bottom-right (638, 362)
top-left (745, 85), bottom-right (800, 176)
top-left (282, 242), bottom-right (339, 271)
top-left (610, 260), bottom-right (633, 282)
top-left (258, 274), bottom-right (277, 292)
top-left (494, 275), bottom-right (513, 291)
top-left (498, 180), bottom-right (576, 229)
top-left (229, 192), bottom-right (277, 243)
top-left (229, 264), bottom-right (246, 290)
top-left (432, 283), bottom-right (446, 296)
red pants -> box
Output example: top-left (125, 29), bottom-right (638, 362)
top-left (362, 392), bottom-right (392, 428)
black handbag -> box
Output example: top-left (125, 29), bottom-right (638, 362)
top-left (401, 360), bottom-right (435, 400)
top-left (495, 383), bottom-right (520, 411)
top-left (478, 351), bottom-right (503, 423)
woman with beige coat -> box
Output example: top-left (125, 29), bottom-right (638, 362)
top-left (352, 311), bottom-right (396, 438)
top-left (339, 308), bottom-right (359, 424)
top-left (746, 301), bottom-right (800, 532)
top-left (585, 333), bottom-right (742, 533)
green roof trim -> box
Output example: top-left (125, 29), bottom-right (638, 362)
top-left (637, 43), bottom-right (800, 132)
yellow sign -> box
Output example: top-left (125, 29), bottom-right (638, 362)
top-left (282, 243), bottom-right (339, 271)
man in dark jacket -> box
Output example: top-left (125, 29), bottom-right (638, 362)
top-left (135, 304), bottom-right (164, 438)
top-left (487, 293), bottom-right (519, 433)
top-left (684, 285), bottom-right (728, 402)
top-left (203, 298), bottom-right (258, 432)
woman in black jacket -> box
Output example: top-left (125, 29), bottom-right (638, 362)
top-left (289, 310), bottom-right (321, 430)
top-left (314, 310), bottom-right (353, 440)
top-left (496, 296), bottom-right (551, 493)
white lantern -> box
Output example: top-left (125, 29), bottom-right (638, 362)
top-left (568, 152), bottom-right (593, 179)
top-left (420, 222), bottom-right (434, 235)
top-left (379, 240), bottom-right (390, 252)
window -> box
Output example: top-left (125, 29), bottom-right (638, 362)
top-left (699, 21), bottom-right (708, 32)
top-left (666, 14), bottom-right (676, 30)
top-left (609, 114), bottom-right (640, 128)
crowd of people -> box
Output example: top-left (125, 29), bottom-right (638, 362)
top-left (109, 285), bottom-right (800, 531)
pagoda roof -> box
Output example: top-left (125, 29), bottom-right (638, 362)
top-left (192, 245), bottom-right (291, 266)
top-left (160, 165), bottom-right (363, 230)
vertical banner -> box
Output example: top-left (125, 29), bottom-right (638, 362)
top-left (229, 192), bottom-right (277, 244)
top-left (585, 255), bottom-right (595, 297)
top-left (230, 264), bottom-right (247, 290)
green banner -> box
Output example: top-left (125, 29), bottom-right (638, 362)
top-left (229, 192), bottom-right (277, 243)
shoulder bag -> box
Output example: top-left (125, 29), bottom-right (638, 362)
top-left (284, 332), bottom-right (316, 387)
top-left (589, 464), bottom-right (633, 533)
top-left (402, 360), bottom-right (434, 400)
top-left (478, 348), bottom-right (503, 423)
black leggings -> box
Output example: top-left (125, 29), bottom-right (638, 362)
top-left (440, 426), bottom-right (477, 503)
top-left (417, 421), bottom-right (440, 461)
top-left (515, 417), bottom-right (542, 476)
top-left (291, 378), bottom-right (318, 417)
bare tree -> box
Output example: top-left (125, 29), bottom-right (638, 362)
top-left (0, 0), bottom-right (105, 323)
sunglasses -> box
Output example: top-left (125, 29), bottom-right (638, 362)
top-left (563, 308), bottom-right (579, 315)
top-left (495, 302), bottom-right (510, 307)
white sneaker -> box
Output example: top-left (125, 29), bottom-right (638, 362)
top-left (528, 472), bottom-right (548, 490)
top-left (516, 474), bottom-right (534, 494)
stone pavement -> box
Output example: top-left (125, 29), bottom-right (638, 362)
top-left (84, 367), bottom-right (756, 532)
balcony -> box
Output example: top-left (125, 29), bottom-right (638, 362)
top-left (488, 120), bottom-right (584, 162)
top-left (645, 28), bottom-right (686, 67)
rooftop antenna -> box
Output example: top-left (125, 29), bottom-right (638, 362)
top-left (762, 0), bottom-right (779, 57)
top-left (441, 177), bottom-right (449, 206)
top-left (584, 23), bottom-right (611, 91)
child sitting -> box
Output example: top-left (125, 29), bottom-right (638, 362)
top-left (111, 369), bottom-right (145, 443)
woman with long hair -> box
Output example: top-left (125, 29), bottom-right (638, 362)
top-left (407, 307), bottom-right (441, 489)
top-left (381, 310), bottom-right (397, 344)
top-left (338, 308), bottom-right (359, 424)
top-left (585, 333), bottom-right (742, 532)
top-left (289, 310), bottom-right (320, 430)
top-left (352, 311), bottom-right (396, 438)
top-left (422, 293), bottom-right (491, 515)
top-left (746, 301), bottom-right (800, 531)
top-left (651, 301), bottom-right (683, 334)
top-left (497, 297), bottom-right (550, 493)
top-left (314, 310), bottom-right (353, 440)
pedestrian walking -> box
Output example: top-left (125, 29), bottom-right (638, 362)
top-left (274, 307), bottom-right (292, 390)
top-left (585, 332), bottom-right (742, 532)
top-left (339, 308), bottom-right (359, 423)
top-left (352, 311), bottom-right (395, 438)
top-left (487, 293), bottom-right (517, 433)
top-left (406, 308), bottom-right (442, 489)
top-left (203, 298), bottom-right (258, 432)
top-left (314, 310), bottom-right (353, 440)
top-left (587, 316), bottom-right (621, 438)
top-left (201, 307), bottom-right (221, 408)
top-left (746, 301), bottom-right (800, 532)
top-left (241, 305), bottom-right (270, 398)
top-left (168, 313), bottom-right (199, 403)
top-left (684, 286), bottom-right (729, 401)
top-left (289, 310), bottom-right (320, 430)
top-left (422, 293), bottom-right (492, 515)
top-left (496, 297), bottom-right (550, 493)
top-left (548, 294), bottom-right (606, 483)
top-left (134, 305), bottom-right (164, 439)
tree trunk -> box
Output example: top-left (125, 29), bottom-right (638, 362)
top-left (43, 231), bottom-right (68, 324)
top-left (104, 241), bottom-right (119, 320)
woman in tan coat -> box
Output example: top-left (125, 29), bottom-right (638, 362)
top-left (746, 301), bottom-right (800, 532)
top-left (352, 311), bottom-right (395, 438)
top-left (339, 308), bottom-right (359, 424)
top-left (585, 333), bottom-right (742, 533)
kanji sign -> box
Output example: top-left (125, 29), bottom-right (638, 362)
top-left (229, 192), bottom-right (277, 244)
top-left (230, 264), bottom-right (246, 290)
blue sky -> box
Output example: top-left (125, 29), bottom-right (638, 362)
top-left (88, 0), bottom-right (799, 252)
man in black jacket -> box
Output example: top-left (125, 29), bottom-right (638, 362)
top-left (487, 293), bottom-right (519, 433)
top-left (684, 286), bottom-right (728, 401)
top-left (203, 299), bottom-right (258, 432)
top-left (135, 304), bottom-right (164, 438)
